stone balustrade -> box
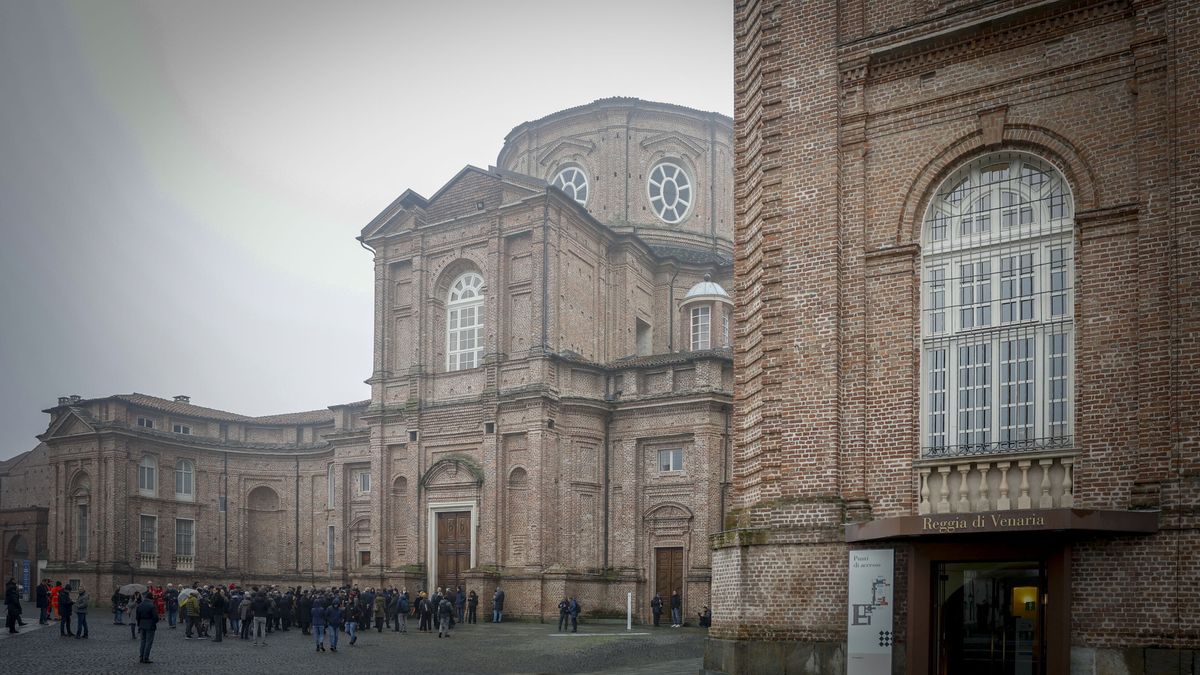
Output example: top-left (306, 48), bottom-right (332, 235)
top-left (917, 451), bottom-right (1076, 515)
top-left (136, 553), bottom-right (158, 570)
top-left (174, 555), bottom-right (195, 572)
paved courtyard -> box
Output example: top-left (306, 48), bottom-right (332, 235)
top-left (1, 603), bottom-right (704, 675)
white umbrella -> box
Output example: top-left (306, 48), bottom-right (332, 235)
top-left (177, 588), bottom-right (198, 601)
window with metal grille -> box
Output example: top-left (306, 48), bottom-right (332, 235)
top-left (921, 153), bottom-right (1074, 457)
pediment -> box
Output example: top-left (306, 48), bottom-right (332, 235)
top-left (42, 410), bottom-right (95, 439)
top-left (644, 502), bottom-right (694, 522)
top-left (420, 455), bottom-right (485, 489)
top-left (361, 189), bottom-right (428, 240)
top-left (639, 131), bottom-right (704, 156)
top-left (536, 138), bottom-right (597, 166)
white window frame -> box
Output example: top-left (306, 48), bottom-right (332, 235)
top-left (920, 153), bottom-right (1074, 458)
top-left (551, 165), bottom-right (589, 207)
top-left (139, 514), bottom-right (157, 554)
top-left (173, 423), bottom-right (191, 435)
top-left (647, 161), bottom-right (693, 224)
top-left (657, 448), bottom-right (683, 473)
top-left (175, 518), bottom-right (195, 557)
top-left (137, 417), bottom-right (154, 429)
top-left (355, 469), bottom-right (371, 494)
top-left (446, 272), bottom-right (485, 371)
top-left (138, 456), bottom-right (157, 496)
top-left (174, 459), bottom-right (194, 501)
top-left (690, 305), bottom-right (711, 351)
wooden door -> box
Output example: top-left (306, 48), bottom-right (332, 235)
top-left (437, 511), bottom-right (471, 590)
top-left (655, 547), bottom-right (683, 605)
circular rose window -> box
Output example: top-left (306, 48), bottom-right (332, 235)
top-left (551, 166), bottom-right (588, 207)
top-left (647, 161), bottom-right (692, 224)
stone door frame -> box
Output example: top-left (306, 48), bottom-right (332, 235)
top-left (426, 500), bottom-right (477, 590)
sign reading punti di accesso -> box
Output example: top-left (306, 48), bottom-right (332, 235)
top-left (844, 508), bottom-right (1159, 542)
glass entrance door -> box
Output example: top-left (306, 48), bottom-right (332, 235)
top-left (933, 561), bottom-right (1045, 675)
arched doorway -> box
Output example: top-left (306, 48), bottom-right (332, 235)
top-left (245, 486), bottom-right (282, 575)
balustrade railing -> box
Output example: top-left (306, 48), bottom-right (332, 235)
top-left (917, 451), bottom-right (1075, 515)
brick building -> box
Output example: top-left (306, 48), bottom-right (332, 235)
top-left (4, 98), bottom-right (739, 621)
top-left (706, 1), bottom-right (1198, 674)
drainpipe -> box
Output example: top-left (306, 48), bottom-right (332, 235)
top-left (223, 452), bottom-right (229, 570)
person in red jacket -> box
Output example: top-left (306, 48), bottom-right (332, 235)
top-left (49, 581), bottom-right (62, 622)
top-left (150, 583), bottom-right (165, 618)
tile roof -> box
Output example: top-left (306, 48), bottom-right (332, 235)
top-left (70, 393), bottom-right (346, 426)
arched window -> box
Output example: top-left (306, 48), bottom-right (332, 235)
top-left (174, 459), bottom-right (194, 500)
top-left (551, 166), bottom-right (588, 206)
top-left (446, 272), bottom-right (485, 371)
top-left (138, 456), bottom-right (157, 495)
top-left (921, 152), bottom-right (1074, 457)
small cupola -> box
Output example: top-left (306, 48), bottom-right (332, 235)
top-left (679, 274), bottom-right (733, 351)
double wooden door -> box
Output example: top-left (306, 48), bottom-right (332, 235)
top-left (655, 547), bottom-right (684, 605)
top-left (437, 511), bottom-right (471, 590)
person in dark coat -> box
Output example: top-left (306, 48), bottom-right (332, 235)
top-left (568, 596), bottom-right (581, 633)
top-left (455, 587), bottom-right (466, 623)
top-left (437, 596), bottom-right (453, 638)
top-left (135, 594), bottom-right (159, 663)
top-left (467, 590), bottom-right (478, 624)
top-left (670, 590), bottom-right (682, 628)
top-left (395, 590), bottom-right (408, 633)
top-left (492, 587), bottom-right (505, 623)
top-left (58, 586), bottom-right (74, 636)
top-left (298, 591), bottom-right (313, 635)
top-left (558, 597), bottom-right (570, 632)
top-left (698, 606), bottom-right (712, 628)
top-left (37, 581), bottom-right (50, 624)
top-left (210, 588), bottom-right (227, 642)
top-left (311, 600), bottom-right (327, 651)
top-left (324, 601), bottom-right (342, 652)
top-left (74, 588), bottom-right (90, 638)
top-left (651, 592), bottom-right (663, 626)
top-left (250, 591), bottom-right (269, 646)
top-left (5, 578), bottom-right (21, 633)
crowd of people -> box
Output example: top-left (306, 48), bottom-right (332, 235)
top-left (5, 576), bottom-right (707, 664)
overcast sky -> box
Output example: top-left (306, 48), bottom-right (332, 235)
top-left (0, 0), bottom-right (733, 459)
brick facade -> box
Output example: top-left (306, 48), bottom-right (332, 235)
top-left (5, 99), bottom-right (741, 623)
top-left (708, 1), bottom-right (1198, 673)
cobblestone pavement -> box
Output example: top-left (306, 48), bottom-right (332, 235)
top-left (2, 603), bottom-right (704, 674)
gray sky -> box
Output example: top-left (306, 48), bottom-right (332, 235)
top-left (0, 0), bottom-right (733, 459)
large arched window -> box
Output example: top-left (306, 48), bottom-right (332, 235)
top-left (921, 152), bottom-right (1074, 457)
top-left (174, 459), bottom-right (194, 500)
top-left (446, 272), bottom-right (485, 371)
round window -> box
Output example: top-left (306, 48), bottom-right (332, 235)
top-left (648, 161), bottom-right (692, 224)
top-left (551, 166), bottom-right (588, 207)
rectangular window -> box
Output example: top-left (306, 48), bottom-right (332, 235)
top-left (722, 309), bottom-right (731, 348)
top-left (1000, 254), bottom-right (1035, 323)
top-left (1047, 332), bottom-right (1070, 439)
top-left (359, 550), bottom-right (371, 568)
top-left (1049, 247), bottom-right (1069, 317)
top-left (959, 261), bottom-right (992, 329)
top-left (173, 424), bottom-right (191, 435)
top-left (77, 505), bottom-right (88, 561)
top-left (356, 470), bottom-right (371, 494)
top-left (927, 348), bottom-right (948, 449)
top-left (175, 463), bottom-right (193, 497)
top-left (218, 495), bottom-right (227, 513)
top-left (928, 267), bottom-right (946, 334)
top-left (175, 518), bottom-right (195, 557)
top-left (139, 515), bottom-right (157, 554)
top-left (1000, 191), bottom-right (1033, 227)
top-left (691, 306), bottom-right (711, 351)
top-left (657, 448), bottom-right (683, 472)
top-left (1000, 338), bottom-right (1035, 445)
top-left (327, 525), bottom-right (336, 573)
top-left (957, 344), bottom-right (991, 449)
top-left (137, 417), bottom-right (154, 429)
top-left (327, 465), bottom-right (336, 509)
top-left (960, 194), bottom-right (991, 236)
top-left (447, 305), bottom-right (483, 371)
top-left (138, 461), bottom-right (156, 494)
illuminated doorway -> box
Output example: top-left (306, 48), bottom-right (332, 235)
top-left (933, 561), bottom-right (1045, 675)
